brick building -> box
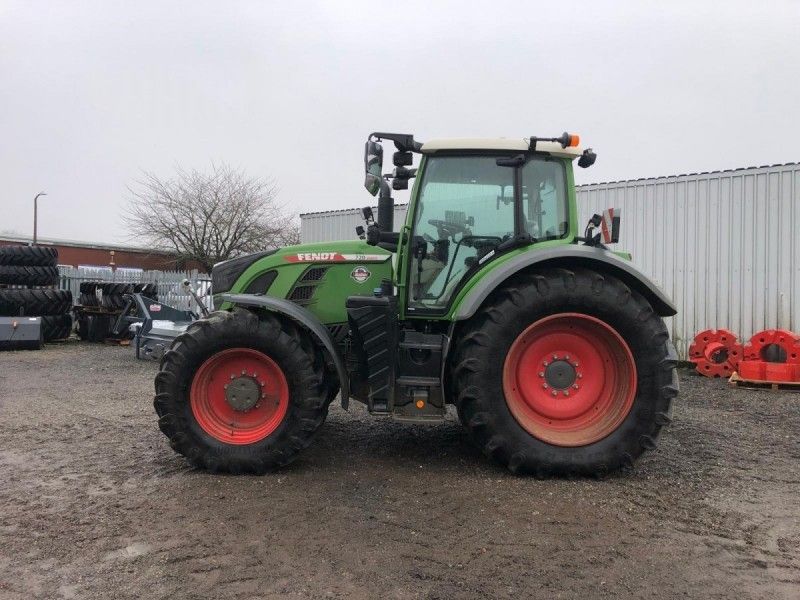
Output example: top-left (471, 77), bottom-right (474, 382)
top-left (0, 234), bottom-right (206, 272)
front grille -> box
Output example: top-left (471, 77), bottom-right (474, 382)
top-left (288, 285), bottom-right (315, 303)
top-left (301, 267), bottom-right (328, 282)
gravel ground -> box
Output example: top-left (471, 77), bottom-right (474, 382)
top-left (0, 340), bottom-right (798, 599)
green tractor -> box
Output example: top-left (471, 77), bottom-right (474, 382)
top-left (154, 132), bottom-right (678, 475)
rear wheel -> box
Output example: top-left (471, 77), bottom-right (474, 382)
top-left (452, 267), bottom-right (678, 476)
top-left (154, 308), bottom-right (328, 473)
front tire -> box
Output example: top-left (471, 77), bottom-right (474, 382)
top-left (154, 309), bottom-right (328, 473)
top-left (451, 267), bottom-right (678, 476)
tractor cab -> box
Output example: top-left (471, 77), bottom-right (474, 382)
top-left (359, 132), bottom-right (597, 315)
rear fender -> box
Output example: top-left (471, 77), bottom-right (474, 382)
top-left (453, 245), bottom-right (677, 320)
top-left (219, 293), bottom-right (350, 408)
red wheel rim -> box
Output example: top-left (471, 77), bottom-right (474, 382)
top-left (190, 348), bottom-right (289, 445)
top-left (502, 313), bottom-right (637, 447)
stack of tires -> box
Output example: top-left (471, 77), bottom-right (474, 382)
top-left (79, 282), bottom-right (158, 309)
top-left (78, 282), bottom-right (101, 307)
top-left (76, 281), bottom-right (158, 342)
top-left (0, 246), bottom-right (73, 342)
top-left (101, 283), bottom-right (134, 309)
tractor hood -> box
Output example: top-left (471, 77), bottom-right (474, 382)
top-left (211, 240), bottom-right (391, 295)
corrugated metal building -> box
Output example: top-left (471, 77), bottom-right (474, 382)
top-left (299, 163), bottom-right (800, 357)
top-left (300, 204), bottom-right (410, 244)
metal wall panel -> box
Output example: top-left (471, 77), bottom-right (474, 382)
top-left (300, 204), bottom-right (409, 245)
top-left (300, 163), bottom-right (799, 358)
top-left (577, 163), bottom-right (799, 358)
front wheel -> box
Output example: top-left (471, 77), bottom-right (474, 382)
top-left (154, 308), bottom-right (328, 473)
top-left (451, 267), bottom-right (679, 476)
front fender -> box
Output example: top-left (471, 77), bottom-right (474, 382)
top-left (219, 293), bottom-right (350, 408)
top-left (453, 245), bottom-right (677, 320)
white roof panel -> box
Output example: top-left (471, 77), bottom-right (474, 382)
top-left (420, 138), bottom-right (583, 159)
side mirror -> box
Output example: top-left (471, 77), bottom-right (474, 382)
top-left (364, 140), bottom-right (383, 196)
top-left (578, 149), bottom-right (597, 168)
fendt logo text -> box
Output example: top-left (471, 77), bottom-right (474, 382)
top-left (285, 252), bottom-right (344, 263)
top-left (284, 252), bottom-right (391, 264)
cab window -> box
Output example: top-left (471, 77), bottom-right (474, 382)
top-left (408, 156), bottom-right (514, 309)
top-left (407, 154), bottom-right (568, 311)
top-left (521, 158), bottom-right (568, 239)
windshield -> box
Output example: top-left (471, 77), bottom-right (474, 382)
top-left (408, 154), bottom-right (568, 310)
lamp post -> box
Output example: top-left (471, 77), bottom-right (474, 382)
top-left (33, 192), bottom-right (47, 245)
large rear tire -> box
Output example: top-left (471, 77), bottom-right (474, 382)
top-left (154, 308), bottom-right (328, 473)
top-left (0, 289), bottom-right (73, 316)
top-left (0, 265), bottom-right (59, 286)
top-left (41, 314), bottom-right (73, 341)
top-left (451, 267), bottom-right (678, 476)
top-left (0, 245), bottom-right (58, 267)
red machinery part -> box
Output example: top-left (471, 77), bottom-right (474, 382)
top-left (743, 329), bottom-right (800, 364)
top-left (688, 328), bottom-right (743, 378)
top-left (737, 360), bottom-right (800, 383)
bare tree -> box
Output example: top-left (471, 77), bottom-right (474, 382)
top-left (124, 163), bottom-right (298, 272)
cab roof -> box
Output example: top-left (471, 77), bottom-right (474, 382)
top-left (420, 138), bottom-right (583, 159)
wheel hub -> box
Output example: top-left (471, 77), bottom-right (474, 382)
top-left (503, 313), bottom-right (637, 447)
top-left (544, 359), bottom-right (576, 390)
top-left (225, 376), bottom-right (261, 411)
top-left (189, 347), bottom-right (289, 445)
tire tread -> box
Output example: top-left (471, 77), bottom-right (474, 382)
top-left (451, 267), bottom-right (678, 476)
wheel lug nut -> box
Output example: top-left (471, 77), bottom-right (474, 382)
top-left (543, 361), bottom-right (549, 367)
top-left (552, 354), bottom-right (558, 360)
top-left (551, 390), bottom-right (557, 397)
top-left (574, 362), bottom-right (579, 367)
top-left (542, 383), bottom-right (548, 389)
top-left (538, 371), bottom-right (544, 377)
top-left (577, 373), bottom-right (582, 379)
top-left (230, 374), bottom-right (235, 380)
top-left (573, 384), bottom-right (579, 389)
top-left (224, 384), bottom-right (229, 389)
top-left (565, 355), bottom-right (570, 360)
top-left (260, 381), bottom-right (265, 387)
top-left (563, 391), bottom-right (569, 397)
top-left (241, 370), bottom-right (246, 375)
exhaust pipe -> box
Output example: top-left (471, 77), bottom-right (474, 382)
top-left (377, 192), bottom-right (393, 232)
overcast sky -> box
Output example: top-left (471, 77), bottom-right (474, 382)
top-left (1, 0), bottom-right (798, 244)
